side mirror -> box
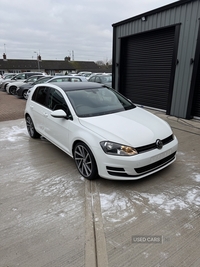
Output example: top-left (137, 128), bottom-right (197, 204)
top-left (51, 109), bottom-right (67, 118)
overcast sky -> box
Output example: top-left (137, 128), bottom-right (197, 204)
top-left (0, 0), bottom-right (177, 62)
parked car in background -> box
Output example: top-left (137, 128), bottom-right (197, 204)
top-left (17, 76), bottom-right (53, 99)
top-left (77, 71), bottom-right (92, 78)
top-left (6, 74), bottom-right (45, 95)
top-left (0, 72), bottom-right (43, 91)
top-left (87, 73), bottom-right (112, 80)
top-left (54, 73), bottom-right (65, 76)
top-left (47, 75), bottom-right (88, 83)
top-left (25, 82), bottom-right (178, 181)
top-left (88, 74), bottom-right (112, 87)
top-left (2, 73), bottom-right (16, 79)
top-left (25, 75), bottom-right (88, 99)
top-left (0, 73), bottom-right (16, 87)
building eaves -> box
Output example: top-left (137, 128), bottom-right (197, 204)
top-left (112, 0), bottom-right (197, 27)
top-left (0, 59), bottom-right (75, 71)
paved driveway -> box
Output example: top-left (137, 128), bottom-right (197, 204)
top-left (0, 91), bottom-right (200, 266)
top-left (0, 90), bottom-right (26, 122)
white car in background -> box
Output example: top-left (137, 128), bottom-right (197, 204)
top-left (1, 72), bottom-right (43, 92)
top-left (25, 82), bottom-right (178, 181)
top-left (0, 73), bottom-right (16, 87)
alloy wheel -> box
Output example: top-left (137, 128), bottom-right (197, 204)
top-left (74, 142), bottom-right (97, 180)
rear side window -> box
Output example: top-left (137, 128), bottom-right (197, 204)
top-left (89, 77), bottom-right (95, 82)
top-left (70, 78), bottom-right (81, 82)
top-left (32, 86), bottom-right (48, 106)
top-left (96, 76), bottom-right (101, 83)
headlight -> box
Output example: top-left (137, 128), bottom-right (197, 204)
top-left (100, 141), bottom-right (138, 156)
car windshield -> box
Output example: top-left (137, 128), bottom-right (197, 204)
top-left (66, 87), bottom-right (135, 117)
top-left (4, 74), bottom-right (15, 79)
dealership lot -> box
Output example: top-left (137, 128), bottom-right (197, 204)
top-left (0, 90), bottom-right (200, 266)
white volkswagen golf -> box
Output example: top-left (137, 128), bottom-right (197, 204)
top-left (25, 82), bottom-right (178, 180)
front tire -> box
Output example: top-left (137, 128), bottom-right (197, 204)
top-left (9, 86), bottom-right (17, 95)
top-left (73, 142), bottom-right (98, 180)
top-left (26, 115), bottom-right (40, 138)
top-left (22, 89), bottom-right (28, 99)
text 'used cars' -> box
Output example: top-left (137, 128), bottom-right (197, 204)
top-left (24, 82), bottom-right (178, 180)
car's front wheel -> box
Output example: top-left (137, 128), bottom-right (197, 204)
top-left (22, 90), bottom-right (28, 99)
top-left (73, 142), bottom-right (98, 180)
top-left (26, 115), bottom-right (41, 138)
top-left (9, 86), bottom-right (17, 95)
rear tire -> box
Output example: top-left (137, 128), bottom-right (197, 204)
top-left (73, 142), bottom-right (98, 180)
top-left (26, 115), bottom-right (41, 138)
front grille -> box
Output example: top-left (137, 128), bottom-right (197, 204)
top-left (135, 152), bottom-right (176, 174)
top-left (136, 134), bottom-right (174, 154)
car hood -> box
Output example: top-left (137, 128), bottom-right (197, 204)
top-left (79, 107), bottom-right (173, 146)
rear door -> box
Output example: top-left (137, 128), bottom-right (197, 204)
top-left (31, 86), bottom-right (49, 135)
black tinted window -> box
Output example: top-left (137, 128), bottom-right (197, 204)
top-left (47, 88), bottom-right (69, 113)
top-left (32, 86), bottom-right (48, 106)
top-left (89, 77), bottom-right (95, 82)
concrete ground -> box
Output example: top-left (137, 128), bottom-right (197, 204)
top-left (0, 90), bottom-right (200, 267)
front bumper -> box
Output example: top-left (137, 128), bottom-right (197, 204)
top-left (94, 136), bottom-right (178, 180)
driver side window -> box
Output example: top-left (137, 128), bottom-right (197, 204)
top-left (47, 88), bottom-right (69, 114)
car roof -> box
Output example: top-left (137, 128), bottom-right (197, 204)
top-left (44, 81), bottom-right (106, 92)
top-left (36, 75), bottom-right (53, 81)
top-left (27, 74), bottom-right (44, 78)
top-left (91, 74), bottom-right (112, 77)
top-left (48, 75), bottom-right (86, 80)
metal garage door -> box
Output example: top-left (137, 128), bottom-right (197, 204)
top-left (192, 59), bottom-right (200, 117)
top-left (120, 26), bottom-right (176, 111)
top-left (192, 83), bottom-right (200, 118)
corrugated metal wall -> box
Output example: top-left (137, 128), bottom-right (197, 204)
top-left (113, 0), bottom-right (200, 119)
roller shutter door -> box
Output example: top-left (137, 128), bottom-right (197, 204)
top-left (192, 65), bottom-right (200, 117)
top-left (121, 27), bottom-right (175, 110)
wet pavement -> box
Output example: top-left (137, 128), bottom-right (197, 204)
top-left (0, 92), bottom-right (200, 266)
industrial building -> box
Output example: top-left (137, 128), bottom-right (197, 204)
top-left (112, 0), bottom-right (200, 119)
